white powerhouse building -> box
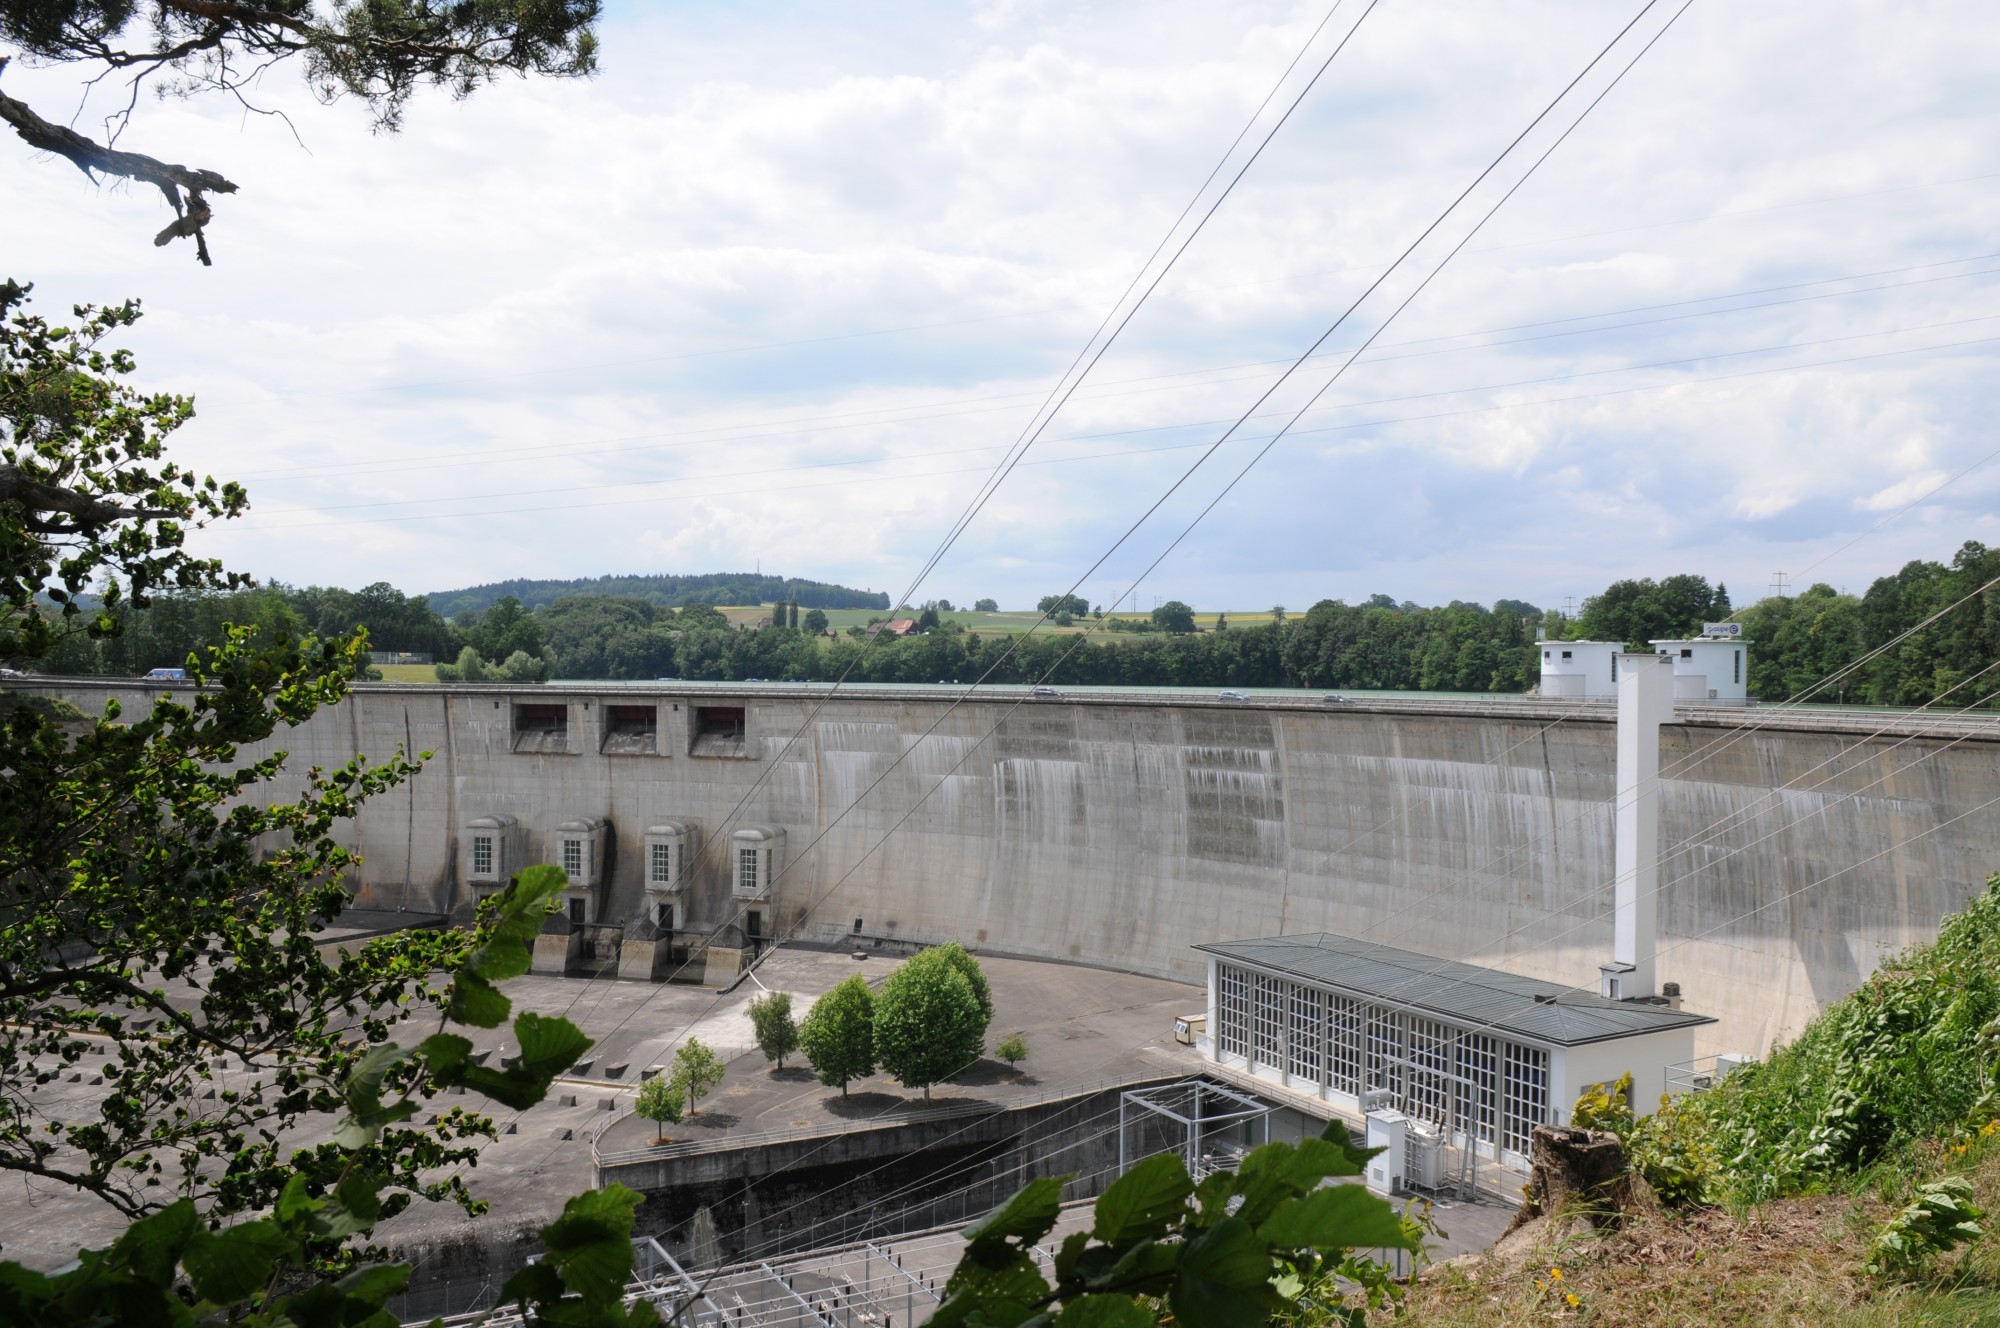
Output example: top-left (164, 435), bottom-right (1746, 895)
top-left (1540, 626), bottom-right (1751, 705)
top-left (1196, 935), bottom-right (1709, 1168)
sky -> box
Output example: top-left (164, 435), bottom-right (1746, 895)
top-left (4, 0), bottom-right (1998, 614)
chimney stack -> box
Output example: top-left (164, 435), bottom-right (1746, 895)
top-left (1602, 651), bottom-right (1673, 1000)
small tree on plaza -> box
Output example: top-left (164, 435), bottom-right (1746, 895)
top-left (636, 1073), bottom-right (685, 1145)
top-left (995, 1032), bottom-right (1029, 1067)
top-left (671, 1038), bottom-right (725, 1117)
top-left (800, 975), bottom-right (876, 1096)
top-left (749, 991), bottom-right (800, 1069)
top-left (874, 947), bottom-right (986, 1102)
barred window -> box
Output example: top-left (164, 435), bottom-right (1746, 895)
top-left (1458, 1034), bottom-right (1499, 1147)
top-left (1326, 995), bottom-right (1364, 1095)
top-left (1286, 985), bottom-right (1323, 1082)
top-left (649, 840), bottom-right (673, 886)
top-left (1406, 1017), bottom-right (1453, 1129)
top-left (471, 835), bottom-right (494, 877)
top-left (1252, 974), bottom-right (1286, 1069)
top-left (1365, 1007), bottom-right (1403, 1104)
top-left (738, 846), bottom-right (761, 893)
top-left (1217, 965), bottom-right (1251, 1058)
top-left (561, 837), bottom-right (583, 881)
top-left (1501, 1043), bottom-right (1549, 1157)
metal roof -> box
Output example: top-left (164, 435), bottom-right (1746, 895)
top-left (1195, 934), bottom-right (1714, 1048)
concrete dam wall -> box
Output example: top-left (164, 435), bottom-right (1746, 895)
top-left (25, 679), bottom-right (2000, 1056)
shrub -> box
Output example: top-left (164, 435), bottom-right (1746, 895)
top-left (1868, 1177), bottom-right (1986, 1280)
top-left (995, 1032), bottom-right (1028, 1066)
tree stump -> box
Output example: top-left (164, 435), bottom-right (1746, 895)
top-left (1504, 1125), bottom-right (1661, 1235)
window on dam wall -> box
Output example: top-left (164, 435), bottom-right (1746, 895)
top-left (512, 702), bottom-right (570, 754)
top-left (691, 704), bottom-right (748, 758)
top-left (602, 703), bottom-right (659, 756)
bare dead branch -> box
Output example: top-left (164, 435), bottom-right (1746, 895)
top-left (0, 69), bottom-right (234, 264)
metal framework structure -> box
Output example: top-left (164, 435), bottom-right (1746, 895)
top-left (1117, 1078), bottom-right (1274, 1180)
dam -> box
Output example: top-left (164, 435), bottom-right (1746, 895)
top-left (21, 677), bottom-right (2000, 1056)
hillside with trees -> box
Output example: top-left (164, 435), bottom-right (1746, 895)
top-left (426, 572), bottom-right (890, 616)
top-left (20, 545), bottom-right (2000, 706)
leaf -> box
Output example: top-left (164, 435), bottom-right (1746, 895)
top-left (1052, 1229), bottom-right (1092, 1289)
top-left (1092, 1237), bottom-right (1179, 1296)
top-left (946, 1251), bottom-right (1051, 1305)
top-left (1054, 1294), bottom-right (1154, 1328)
top-left (1170, 1217), bottom-right (1281, 1328)
top-left (182, 1220), bottom-right (297, 1305)
top-left (963, 1175), bottom-right (1067, 1262)
top-left (331, 1260), bottom-right (413, 1304)
top-left (111, 1198), bottom-right (200, 1286)
top-left (540, 1185), bottom-right (643, 1306)
top-left (418, 1032), bottom-right (475, 1080)
top-left (1256, 1185), bottom-right (1414, 1253)
top-left (1092, 1152), bottom-right (1192, 1244)
top-left (447, 974), bottom-right (513, 1029)
top-left (463, 1012), bottom-right (593, 1109)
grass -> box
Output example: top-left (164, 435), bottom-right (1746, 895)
top-left (1398, 1138), bottom-right (2000, 1327)
top-left (372, 663), bottom-right (439, 683)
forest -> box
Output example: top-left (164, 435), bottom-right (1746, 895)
top-left (23, 542), bottom-right (2000, 707)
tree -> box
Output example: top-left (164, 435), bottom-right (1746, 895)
top-left (635, 1073), bottom-right (685, 1145)
top-left (917, 605), bottom-right (941, 632)
top-left (1037, 592), bottom-right (1089, 618)
top-left (0, 281), bottom-right (508, 1220)
top-left (670, 1038), bottom-right (724, 1117)
top-left (874, 947), bottom-right (985, 1102)
top-left (749, 991), bottom-right (799, 1069)
top-left (802, 608), bottom-right (828, 635)
top-left (1215, 613), bottom-right (1228, 631)
top-left (0, 2), bottom-right (600, 264)
top-left (933, 941), bottom-right (994, 1029)
top-left (1577, 574), bottom-right (1730, 648)
top-left (1152, 600), bottom-right (1196, 634)
top-left (974, 598), bottom-right (998, 612)
top-left (0, 867), bottom-right (648, 1327)
top-left (799, 974), bottom-right (876, 1095)
top-left (994, 1032), bottom-right (1028, 1067)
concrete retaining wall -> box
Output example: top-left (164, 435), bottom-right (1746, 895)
top-left (21, 678), bottom-right (2000, 1056)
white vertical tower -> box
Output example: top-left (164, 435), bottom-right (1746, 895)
top-left (1603, 652), bottom-right (1674, 1000)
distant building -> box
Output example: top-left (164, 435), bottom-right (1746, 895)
top-left (867, 618), bottom-right (918, 638)
top-left (1651, 631), bottom-right (1751, 704)
top-left (1536, 640), bottom-right (1621, 699)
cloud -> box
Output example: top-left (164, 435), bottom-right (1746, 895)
top-left (3, 0), bottom-right (1998, 610)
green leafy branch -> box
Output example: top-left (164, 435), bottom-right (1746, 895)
top-left (930, 1123), bottom-right (1417, 1328)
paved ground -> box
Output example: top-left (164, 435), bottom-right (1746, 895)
top-left (0, 947), bottom-right (1205, 1269)
top-left (0, 946), bottom-right (1521, 1277)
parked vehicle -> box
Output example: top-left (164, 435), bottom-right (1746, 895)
top-left (144, 668), bottom-right (188, 682)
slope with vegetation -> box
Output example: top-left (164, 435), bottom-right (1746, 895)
top-left (1403, 873), bottom-right (2000, 1326)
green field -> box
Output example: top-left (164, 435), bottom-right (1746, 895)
top-left (727, 606), bottom-right (1277, 636)
top-left (374, 663), bottom-right (440, 683)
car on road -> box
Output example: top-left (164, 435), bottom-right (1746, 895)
top-left (1218, 690), bottom-right (1250, 702)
